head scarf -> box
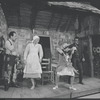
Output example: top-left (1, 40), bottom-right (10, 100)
top-left (32, 35), bottom-right (40, 42)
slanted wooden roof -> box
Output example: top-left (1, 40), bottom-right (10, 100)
top-left (48, 2), bottom-right (100, 14)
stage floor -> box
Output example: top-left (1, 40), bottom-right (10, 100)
top-left (0, 77), bottom-right (100, 98)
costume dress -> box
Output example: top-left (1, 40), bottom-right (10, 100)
top-left (23, 42), bottom-right (43, 78)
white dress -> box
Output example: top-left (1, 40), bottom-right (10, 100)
top-left (23, 42), bottom-right (43, 78)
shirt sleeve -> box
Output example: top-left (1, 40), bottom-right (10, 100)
top-left (5, 41), bottom-right (14, 51)
top-left (24, 44), bottom-right (30, 60)
top-left (68, 44), bottom-right (74, 48)
top-left (38, 44), bottom-right (43, 60)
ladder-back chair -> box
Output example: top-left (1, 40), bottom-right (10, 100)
top-left (41, 58), bottom-right (54, 85)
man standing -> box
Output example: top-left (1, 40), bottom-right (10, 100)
top-left (5, 31), bottom-right (19, 87)
top-left (69, 37), bottom-right (85, 84)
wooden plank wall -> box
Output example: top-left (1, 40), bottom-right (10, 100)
top-left (2, 1), bottom-right (100, 77)
top-left (79, 14), bottom-right (100, 77)
top-left (3, 2), bottom-right (76, 61)
top-left (0, 4), bottom-right (7, 40)
top-left (20, 3), bottom-right (32, 28)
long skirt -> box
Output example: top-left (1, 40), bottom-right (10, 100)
top-left (23, 73), bottom-right (41, 78)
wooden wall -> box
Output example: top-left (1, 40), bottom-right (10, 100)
top-left (0, 4), bottom-right (7, 40)
top-left (1, 1), bottom-right (100, 78)
top-left (77, 14), bottom-right (100, 77)
top-left (2, 1), bottom-right (77, 61)
top-left (8, 27), bottom-right (32, 57)
top-left (78, 14), bottom-right (100, 37)
top-left (1, 1), bottom-right (100, 76)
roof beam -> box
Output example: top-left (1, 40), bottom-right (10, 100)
top-left (56, 14), bottom-right (63, 31)
top-left (47, 12), bottom-right (55, 30)
top-left (48, 1), bottom-right (100, 15)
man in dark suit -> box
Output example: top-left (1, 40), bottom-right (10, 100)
top-left (68, 37), bottom-right (85, 84)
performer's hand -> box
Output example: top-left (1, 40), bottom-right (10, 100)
top-left (39, 59), bottom-right (42, 63)
top-left (74, 69), bottom-right (79, 74)
top-left (24, 60), bottom-right (26, 64)
top-left (76, 70), bottom-right (79, 74)
top-left (82, 58), bottom-right (85, 62)
top-left (16, 54), bottom-right (19, 57)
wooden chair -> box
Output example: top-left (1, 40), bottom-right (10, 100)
top-left (41, 58), bottom-right (54, 85)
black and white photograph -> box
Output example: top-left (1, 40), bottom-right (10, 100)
top-left (0, 0), bottom-right (100, 99)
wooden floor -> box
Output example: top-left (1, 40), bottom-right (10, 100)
top-left (0, 77), bottom-right (100, 98)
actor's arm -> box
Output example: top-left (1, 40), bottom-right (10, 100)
top-left (39, 44), bottom-right (43, 63)
top-left (5, 41), bottom-right (14, 52)
top-left (82, 45), bottom-right (85, 62)
top-left (24, 44), bottom-right (30, 61)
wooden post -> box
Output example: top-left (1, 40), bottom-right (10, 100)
top-left (88, 36), bottom-right (94, 77)
top-left (88, 16), bottom-right (94, 77)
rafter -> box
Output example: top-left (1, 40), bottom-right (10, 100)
top-left (56, 14), bottom-right (63, 31)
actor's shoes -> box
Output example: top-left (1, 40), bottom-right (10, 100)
top-left (10, 82), bottom-right (19, 88)
top-left (13, 84), bottom-right (19, 88)
top-left (69, 86), bottom-right (77, 90)
top-left (53, 86), bottom-right (58, 90)
top-left (35, 83), bottom-right (38, 87)
top-left (4, 79), bottom-right (9, 91)
top-left (79, 82), bottom-right (84, 85)
top-left (30, 85), bottom-right (35, 90)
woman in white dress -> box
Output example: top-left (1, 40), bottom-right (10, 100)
top-left (53, 43), bottom-right (78, 90)
top-left (23, 35), bottom-right (43, 89)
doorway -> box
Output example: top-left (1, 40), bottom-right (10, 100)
top-left (39, 35), bottom-right (51, 59)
